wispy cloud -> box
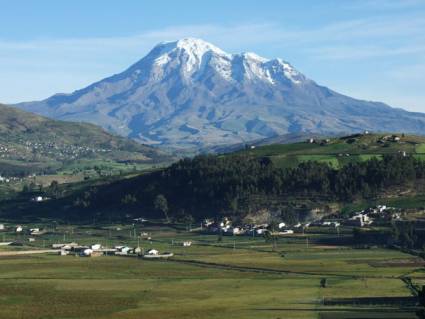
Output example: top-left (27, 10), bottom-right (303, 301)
top-left (0, 12), bottom-right (424, 111)
top-left (0, 14), bottom-right (423, 61)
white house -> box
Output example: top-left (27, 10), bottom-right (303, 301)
top-left (32, 196), bottom-right (44, 202)
top-left (278, 222), bottom-right (286, 229)
top-left (182, 241), bottom-right (192, 247)
top-left (16, 226), bottom-right (23, 233)
top-left (91, 244), bottom-right (101, 251)
top-left (232, 227), bottom-right (241, 235)
top-left (82, 249), bottom-right (93, 256)
top-left (0, 224), bottom-right (5, 231)
top-left (146, 249), bottom-right (159, 256)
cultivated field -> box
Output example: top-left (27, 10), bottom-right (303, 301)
top-left (0, 223), bottom-right (421, 319)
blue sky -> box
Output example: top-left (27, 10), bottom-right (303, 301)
top-left (1, 0), bottom-right (424, 112)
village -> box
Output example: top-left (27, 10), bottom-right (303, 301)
top-left (0, 204), bottom-right (409, 261)
top-left (0, 139), bottom-right (113, 164)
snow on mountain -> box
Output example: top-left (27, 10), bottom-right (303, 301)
top-left (14, 38), bottom-right (425, 150)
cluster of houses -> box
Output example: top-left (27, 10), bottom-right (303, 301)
top-left (312, 205), bottom-right (401, 228)
top-left (202, 205), bottom-right (403, 238)
top-left (0, 224), bottom-right (47, 236)
top-left (379, 135), bottom-right (402, 144)
top-left (349, 205), bottom-right (401, 225)
top-left (203, 218), bottom-right (295, 236)
top-left (306, 138), bottom-right (331, 146)
top-left (0, 138), bottom-right (114, 162)
top-left (0, 175), bottom-right (10, 183)
top-left (53, 242), bottom-right (173, 258)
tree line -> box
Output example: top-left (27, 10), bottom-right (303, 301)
top-left (71, 153), bottom-right (425, 220)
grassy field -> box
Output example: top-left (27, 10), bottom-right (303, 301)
top-left (0, 223), bottom-right (421, 319)
top-left (235, 133), bottom-right (425, 169)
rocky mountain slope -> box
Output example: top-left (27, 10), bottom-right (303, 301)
top-left (15, 38), bottom-right (425, 150)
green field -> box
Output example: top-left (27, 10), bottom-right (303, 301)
top-left (235, 133), bottom-right (425, 169)
top-left (0, 223), bottom-right (421, 319)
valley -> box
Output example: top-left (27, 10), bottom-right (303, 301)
top-left (1, 7), bottom-right (425, 317)
top-left (0, 220), bottom-right (422, 319)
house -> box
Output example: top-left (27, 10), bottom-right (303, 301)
top-left (377, 205), bottom-right (387, 213)
top-left (278, 222), bottom-right (286, 229)
top-left (146, 249), bottom-right (159, 256)
top-left (115, 246), bottom-right (133, 255)
top-left (307, 138), bottom-right (315, 144)
top-left (182, 241), bottom-right (192, 247)
top-left (203, 219), bottom-right (214, 227)
top-left (0, 224), bottom-right (5, 231)
top-left (82, 248), bottom-right (93, 256)
top-left (232, 227), bottom-right (242, 235)
top-left (346, 213), bottom-right (373, 227)
top-left (16, 226), bottom-right (23, 233)
top-left (28, 238), bottom-right (35, 242)
top-left (91, 244), bottom-right (102, 251)
top-left (32, 196), bottom-right (44, 202)
top-left (52, 242), bottom-right (78, 249)
top-left (30, 228), bottom-right (46, 236)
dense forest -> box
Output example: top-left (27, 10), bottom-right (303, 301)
top-left (66, 153), bottom-right (425, 221)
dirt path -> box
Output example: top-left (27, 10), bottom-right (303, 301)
top-left (0, 249), bottom-right (59, 256)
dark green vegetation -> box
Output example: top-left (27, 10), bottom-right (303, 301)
top-left (0, 223), bottom-right (421, 319)
top-left (3, 133), bottom-right (425, 222)
top-left (58, 152), bottom-right (425, 221)
top-left (0, 104), bottom-right (171, 177)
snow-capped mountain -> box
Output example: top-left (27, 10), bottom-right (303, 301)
top-left (15, 38), bottom-right (425, 149)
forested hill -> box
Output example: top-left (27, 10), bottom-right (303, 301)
top-left (33, 149), bottom-right (425, 222)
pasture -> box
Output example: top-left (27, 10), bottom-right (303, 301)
top-left (0, 223), bottom-right (421, 318)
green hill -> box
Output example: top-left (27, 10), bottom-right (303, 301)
top-left (234, 133), bottom-right (425, 169)
top-left (8, 133), bottom-right (425, 222)
top-left (0, 104), bottom-right (172, 176)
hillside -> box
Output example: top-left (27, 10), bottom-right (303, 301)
top-left (0, 104), bottom-right (171, 176)
top-left (9, 133), bottom-right (425, 222)
top-left (14, 38), bottom-right (425, 150)
top-left (233, 132), bottom-right (425, 169)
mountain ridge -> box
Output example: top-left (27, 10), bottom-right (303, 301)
top-left (14, 38), bottom-right (425, 150)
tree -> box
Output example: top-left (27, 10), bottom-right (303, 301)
top-left (121, 194), bottom-right (137, 205)
top-left (49, 180), bottom-right (60, 198)
top-left (154, 194), bottom-right (169, 222)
